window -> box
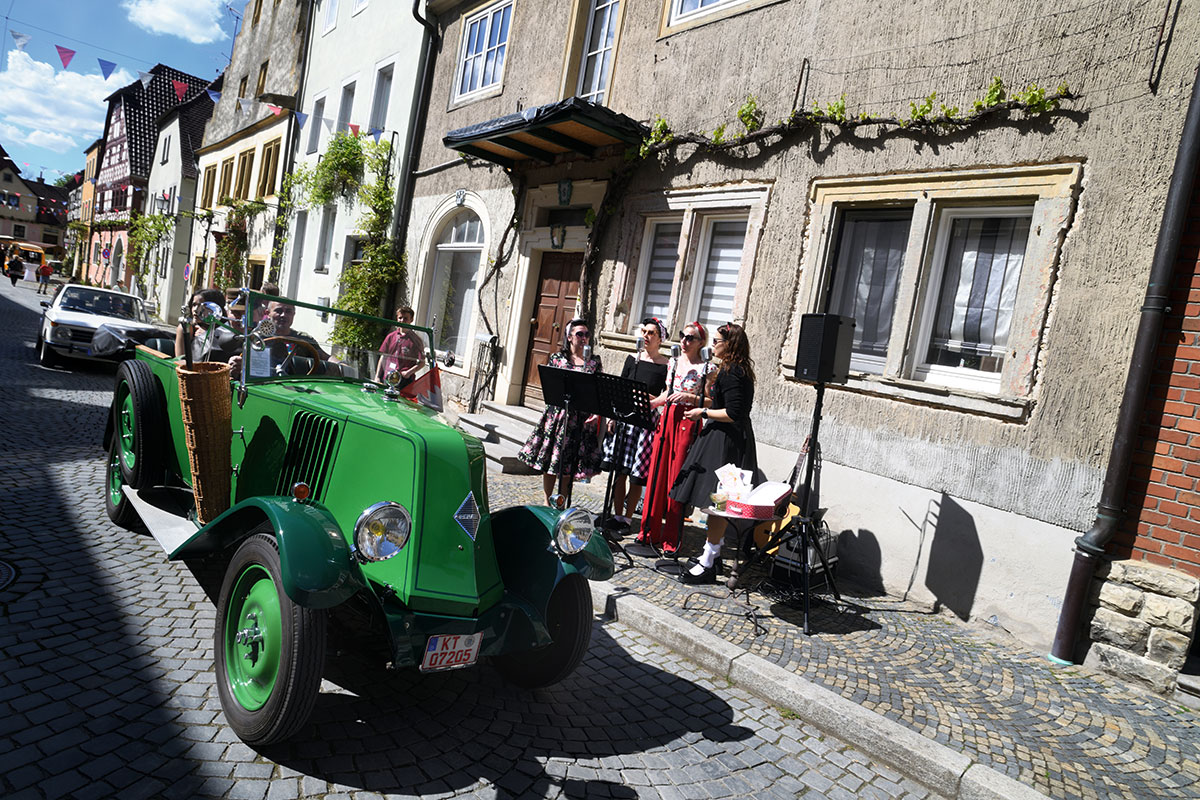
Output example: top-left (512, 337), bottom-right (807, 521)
top-left (218, 158), bottom-right (235, 202)
top-left (3, 173), bottom-right (11, 183)
top-left (252, 0), bottom-right (263, 24)
top-left (637, 220), bottom-right (680, 321)
top-left (336, 82), bottom-right (355, 133)
top-left (323, 0), bottom-right (339, 32)
top-left (667, 0), bottom-right (748, 25)
top-left (369, 64), bottom-right (393, 133)
top-left (238, 75), bottom-right (248, 99)
top-left (352, 0), bottom-right (368, 13)
top-left (257, 139), bottom-right (282, 198)
top-left (426, 209), bottom-right (484, 359)
top-left (315, 204), bottom-right (337, 271)
top-left (307, 96), bottom-right (325, 153)
top-left (201, 165), bottom-right (217, 209)
top-left (93, 242), bottom-right (100, 262)
top-left (43, 232), bottom-right (58, 245)
top-left (287, 210), bottom-right (308, 297)
top-left (160, 134), bottom-right (171, 164)
top-left (256, 61), bottom-right (269, 97)
top-left (13, 223), bottom-right (25, 238)
top-left (691, 217), bottom-right (747, 332)
top-left (576, 0), bottom-right (620, 104)
top-left (454, 1), bottom-right (512, 102)
top-left (795, 164), bottom-right (1082, 405)
top-left (234, 149), bottom-right (255, 200)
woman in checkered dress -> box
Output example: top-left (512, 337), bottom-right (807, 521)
top-left (601, 318), bottom-right (669, 527)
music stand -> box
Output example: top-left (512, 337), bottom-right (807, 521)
top-left (593, 372), bottom-right (654, 568)
top-left (537, 364), bottom-right (600, 510)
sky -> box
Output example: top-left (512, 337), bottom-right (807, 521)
top-left (0, 0), bottom-right (239, 184)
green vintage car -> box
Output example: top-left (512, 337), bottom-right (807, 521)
top-left (102, 293), bottom-right (614, 745)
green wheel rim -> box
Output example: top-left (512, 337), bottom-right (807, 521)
top-left (107, 447), bottom-right (124, 508)
top-left (117, 384), bottom-right (136, 473)
top-left (223, 564), bottom-right (283, 711)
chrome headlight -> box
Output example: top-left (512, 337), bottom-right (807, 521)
top-left (553, 508), bottom-right (594, 556)
top-left (50, 325), bottom-right (71, 342)
top-left (354, 501), bottom-right (412, 562)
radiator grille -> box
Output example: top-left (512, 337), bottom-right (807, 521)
top-left (276, 411), bottom-right (339, 502)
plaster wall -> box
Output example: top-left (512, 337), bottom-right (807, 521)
top-left (146, 116), bottom-right (198, 322)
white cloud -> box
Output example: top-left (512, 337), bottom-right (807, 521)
top-left (121, 0), bottom-right (229, 45)
top-left (0, 51), bottom-right (134, 157)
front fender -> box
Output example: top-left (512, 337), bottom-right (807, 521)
top-left (171, 497), bottom-right (366, 609)
top-left (490, 505), bottom-right (614, 619)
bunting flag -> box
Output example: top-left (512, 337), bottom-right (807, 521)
top-left (294, 111), bottom-right (308, 129)
top-left (266, 104), bottom-right (282, 116)
top-left (348, 123), bottom-right (359, 136)
top-left (98, 59), bottom-right (116, 80)
top-left (10, 31), bottom-right (30, 51)
top-left (139, 71), bottom-right (154, 88)
top-left (369, 127), bottom-right (383, 143)
top-left (207, 89), bottom-right (221, 104)
top-left (55, 45), bottom-right (75, 69)
top-left (321, 116), bottom-right (333, 130)
top-left (171, 79), bottom-right (189, 101)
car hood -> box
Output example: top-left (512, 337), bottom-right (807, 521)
top-left (49, 308), bottom-right (163, 332)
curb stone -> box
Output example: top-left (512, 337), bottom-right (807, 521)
top-left (589, 580), bottom-right (1054, 800)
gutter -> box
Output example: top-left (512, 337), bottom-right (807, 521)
top-left (1050, 63), bottom-right (1200, 664)
top-left (389, 0), bottom-right (440, 292)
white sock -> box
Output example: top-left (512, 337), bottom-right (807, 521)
top-left (697, 539), bottom-right (723, 569)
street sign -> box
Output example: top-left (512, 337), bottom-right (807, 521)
top-left (102, 247), bottom-right (110, 260)
top-left (183, 262), bottom-right (191, 280)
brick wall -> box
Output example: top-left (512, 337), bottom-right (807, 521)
top-left (1118, 177), bottom-right (1200, 578)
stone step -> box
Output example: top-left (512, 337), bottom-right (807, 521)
top-left (480, 400), bottom-right (544, 428)
top-left (458, 411), bottom-right (536, 448)
top-left (457, 404), bottom-right (541, 475)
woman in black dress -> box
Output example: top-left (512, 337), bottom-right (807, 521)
top-left (671, 322), bottom-right (762, 584)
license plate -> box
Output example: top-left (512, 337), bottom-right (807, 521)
top-left (419, 633), bottom-right (482, 672)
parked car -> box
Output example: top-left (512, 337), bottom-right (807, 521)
top-left (37, 285), bottom-right (171, 367)
top-left (102, 292), bottom-right (615, 745)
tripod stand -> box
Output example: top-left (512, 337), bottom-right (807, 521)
top-left (723, 380), bottom-right (842, 635)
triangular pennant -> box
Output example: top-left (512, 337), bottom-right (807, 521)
top-left (370, 127), bottom-right (383, 143)
top-left (207, 89), bottom-right (221, 103)
top-left (348, 123), bottom-right (359, 136)
top-left (98, 59), bottom-right (116, 80)
top-left (138, 71), bottom-right (154, 88)
top-left (321, 116), bottom-right (333, 130)
top-left (171, 79), bottom-right (189, 102)
top-left (55, 45), bottom-right (75, 69)
top-left (266, 104), bottom-right (282, 116)
top-left (294, 111), bottom-right (308, 129)
top-left (10, 31), bottom-right (30, 51)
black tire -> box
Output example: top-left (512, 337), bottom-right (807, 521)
top-left (104, 439), bottom-right (140, 529)
top-left (37, 333), bottom-right (58, 368)
top-left (215, 531), bottom-right (326, 746)
top-left (113, 360), bottom-right (166, 489)
top-left (494, 573), bottom-right (593, 688)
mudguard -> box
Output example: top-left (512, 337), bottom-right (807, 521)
top-left (489, 505), bottom-right (614, 619)
top-left (171, 497), bottom-right (366, 609)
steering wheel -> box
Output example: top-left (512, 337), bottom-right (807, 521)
top-left (259, 335), bottom-right (324, 376)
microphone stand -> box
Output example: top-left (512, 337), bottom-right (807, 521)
top-left (625, 344), bottom-right (679, 559)
top-left (656, 345), bottom-right (712, 576)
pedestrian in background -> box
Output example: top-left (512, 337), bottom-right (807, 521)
top-left (518, 318), bottom-right (604, 506)
top-left (36, 261), bottom-right (52, 294)
top-left (6, 248), bottom-right (20, 288)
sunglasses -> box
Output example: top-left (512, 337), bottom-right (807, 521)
top-left (680, 334), bottom-right (698, 343)
top-left (572, 330), bottom-right (590, 339)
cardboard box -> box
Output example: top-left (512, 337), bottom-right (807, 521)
top-left (725, 481), bottom-right (791, 519)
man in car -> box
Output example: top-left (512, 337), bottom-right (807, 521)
top-left (232, 299), bottom-right (337, 377)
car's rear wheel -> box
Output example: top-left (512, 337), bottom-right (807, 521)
top-left (215, 531), bottom-right (326, 746)
top-left (37, 333), bottom-right (58, 367)
top-left (494, 573), bottom-right (593, 688)
top-left (114, 360), bottom-right (166, 489)
top-left (104, 439), bottom-right (140, 529)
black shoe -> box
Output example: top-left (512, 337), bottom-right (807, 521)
top-left (679, 559), bottom-right (721, 585)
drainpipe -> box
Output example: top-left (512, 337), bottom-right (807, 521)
top-left (1050, 63), bottom-right (1200, 664)
top-left (390, 0), bottom-right (439, 287)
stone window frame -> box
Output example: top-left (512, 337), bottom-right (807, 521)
top-left (606, 182), bottom-right (771, 349)
top-left (449, 0), bottom-right (514, 109)
top-left (558, 0), bottom-right (627, 105)
top-left (786, 163), bottom-right (1082, 420)
top-left (657, 0), bottom-right (787, 38)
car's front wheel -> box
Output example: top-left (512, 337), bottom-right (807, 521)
top-left (215, 531), bottom-right (326, 746)
top-left (113, 360), bottom-right (166, 489)
top-left (37, 332), bottom-right (58, 368)
top-left (493, 573), bottom-right (593, 688)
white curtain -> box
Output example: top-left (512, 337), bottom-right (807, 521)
top-left (830, 215), bottom-right (910, 360)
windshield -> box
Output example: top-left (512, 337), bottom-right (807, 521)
top-left (59, 287), bottom-right (148, 322)
top-left (234, 292), bottom-right (444, 412)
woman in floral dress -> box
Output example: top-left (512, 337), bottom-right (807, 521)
top-left (518, 318), bottom-right (604, 505)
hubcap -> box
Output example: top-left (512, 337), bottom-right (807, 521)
top-left (223, 564), bottom-right (282, 711)
top-left (107, 447), bottom-right (123, 507)
top-left (118, 386), bottom-right (136, 472)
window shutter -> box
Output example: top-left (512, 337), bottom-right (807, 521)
top-left (696, 219), bottom-right (746, 331)
top-left (639, 221), bottom-right (681, 321)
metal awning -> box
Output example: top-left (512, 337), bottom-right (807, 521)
top-left (443, 96), bottom-right (648, 169)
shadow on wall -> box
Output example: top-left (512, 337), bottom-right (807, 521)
top-left (834, 493), bottom-right (984, 620)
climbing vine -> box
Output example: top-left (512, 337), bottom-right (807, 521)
top-left (289, 131), bottom-right (366, 208)
top-left (126, 212), bottom-right (176, 300)
top-left (213, 198), bottom-right (267, 290)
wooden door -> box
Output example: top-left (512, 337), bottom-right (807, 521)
top-left (521, 252), bottom-right (582, 406)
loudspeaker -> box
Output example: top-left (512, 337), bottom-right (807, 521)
top-left (795, 313), bottom-right (854, 384)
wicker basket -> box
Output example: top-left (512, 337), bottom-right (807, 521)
top-left (177, 362), bottom-right (232, 525)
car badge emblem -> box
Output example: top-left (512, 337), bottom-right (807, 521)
top-left (454, 492), bottom-right (480, 541)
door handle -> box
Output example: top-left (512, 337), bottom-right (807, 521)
top-left (530, 317), bottom-right (536, 325)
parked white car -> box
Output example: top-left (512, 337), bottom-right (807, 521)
top-left (37, 285), bottom-right (170, 367)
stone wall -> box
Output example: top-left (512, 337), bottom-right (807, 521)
top-left (1086, 560), bottom-right (1199, 694)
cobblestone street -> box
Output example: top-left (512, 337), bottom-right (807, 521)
top-left (0, 281), bottom-right (940, 799)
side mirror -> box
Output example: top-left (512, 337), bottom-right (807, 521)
top-left (442, 351), bottom-right (456, 368)
top-left (39, 301), bottom-right (49, 309)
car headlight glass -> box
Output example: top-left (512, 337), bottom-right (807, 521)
top-left (553, 508), bottom-right (594, 556)
top-left (50, 325), bottom-right (71, 342)
top-left (354, 502), bottom-right (412, 562)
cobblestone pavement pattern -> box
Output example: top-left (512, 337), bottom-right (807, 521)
top-left (0, 282), bottom-right (942, 799)
top-left (485, 472), bottom-right (1200, 799)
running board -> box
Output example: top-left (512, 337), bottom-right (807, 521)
top-left (122, 486), bottom-right (198, 556)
